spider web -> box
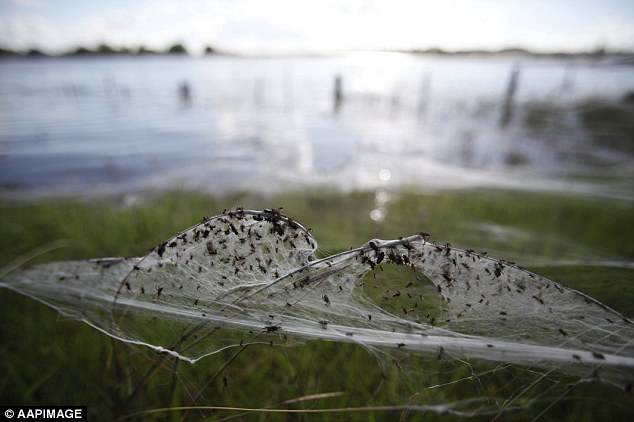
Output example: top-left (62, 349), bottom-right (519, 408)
top-left (2, 209), bottom-right (633, 417)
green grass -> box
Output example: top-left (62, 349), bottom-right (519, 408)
top-left (1, 188), bottom-right (633, 420)
top-left (579, 102), bottom-right (634, 153)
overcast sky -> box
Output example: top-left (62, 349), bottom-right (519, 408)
top-left (1, 0), bottom-right (633, 54)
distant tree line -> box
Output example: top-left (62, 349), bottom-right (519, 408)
top-left (0, 44), bottom-right (631, 58)
top-left (0, 43), bottom-right (220, 57)
top-left (405, 46), bottom-right (631, 58)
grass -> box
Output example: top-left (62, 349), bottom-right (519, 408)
top-left (523, 100), bottom-right (634, 155)
top-left (1, 188), bottom-right (633, 421)
top-left (579, 102), bottom-right (634, 153)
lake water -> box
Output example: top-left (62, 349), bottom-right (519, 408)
top-left (0, 52), bottom-right (633, 200)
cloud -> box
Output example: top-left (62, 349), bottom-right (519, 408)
top-left (0, 14), bottom-right (65, 51)
top-left (8, 0), bottom-right (44, 8)
top-left (0, 0), bottom-right (633, 54)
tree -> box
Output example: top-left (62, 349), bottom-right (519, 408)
top-left (167, 43), bottom-right (188, 54)
top-left (72, 47), bottom-right (93, 55)
top-left (96, 44), bottom-right (118, 54)
top-left (0, 47), bottom-right (20, 56)
top-left (137, 45), bottom-right (156, 55)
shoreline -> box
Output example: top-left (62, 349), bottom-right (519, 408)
top-left (2, 47), bottom-right (634, 62)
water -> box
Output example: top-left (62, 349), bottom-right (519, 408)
top-left (0, 52), bottom-right (633, 199)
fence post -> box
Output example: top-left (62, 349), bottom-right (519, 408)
top-left (333, 75), bottom-right (343, 113)
top-left (500, 66), bottom-right (520, 128)
top-left (417, 71), bottom-right (431, 121)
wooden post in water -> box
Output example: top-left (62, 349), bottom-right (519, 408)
top-left (333, 75), bottom-right (343, 113)
top-left (417, 71), bottom-right (431, 122)
top-left (179, 81), bottom-right (191, 107)
top-left (500, 66), bottom-right (520, 128)
top-left (561, 62), bottom-right (577, 96)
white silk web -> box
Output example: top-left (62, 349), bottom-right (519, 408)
top-left (2, 209), bottom-right (633, 416)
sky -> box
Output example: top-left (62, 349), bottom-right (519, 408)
top-left (1, 0), bottom-right (633, 55)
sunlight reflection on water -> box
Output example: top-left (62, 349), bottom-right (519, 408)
top-left (0, 53), bottom-right (632, 199)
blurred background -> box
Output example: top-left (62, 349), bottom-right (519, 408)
top-left (0, 0), bottom-right (632, 202)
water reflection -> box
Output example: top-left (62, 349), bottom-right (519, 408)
top-left (370, 207), bottom-right (387, 222)
top-left (375, 189), bottom-right (390, 205)
top-left (0, 53), bottom-right (632, 199)
top-left (370, 189), bottom-right (392, 223)
top-left (378, 169), bottom-right (391, 182)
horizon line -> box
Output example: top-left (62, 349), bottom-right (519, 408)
top-left (2, 43), bottom-right (633, 59)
